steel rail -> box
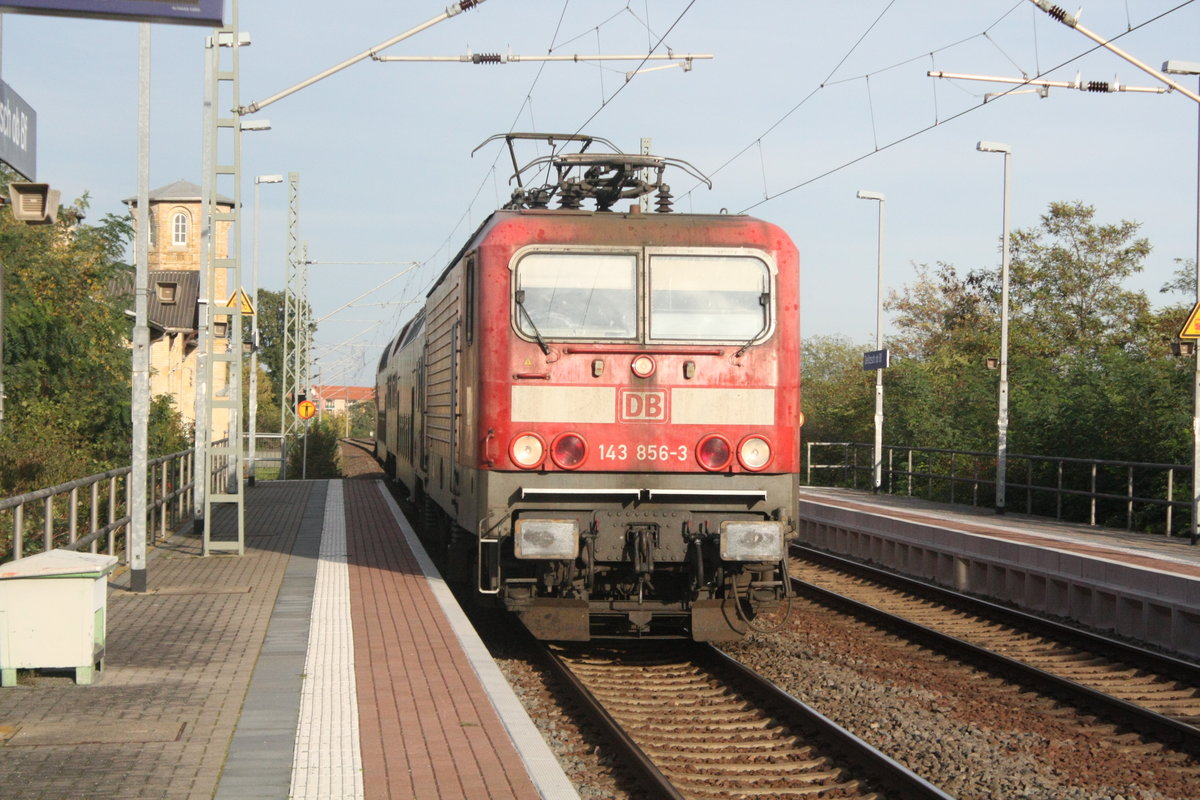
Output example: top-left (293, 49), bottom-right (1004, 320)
top-left (791, 544), bottom-right (1200, 754)
top-left (537, 638), bottom-right (953, 800)
top-left (535, 644), bottom-right (685, 800)
top-left (700, 645), bottom-right (955, 800)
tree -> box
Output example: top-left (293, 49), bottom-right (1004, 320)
top-left (249, 288), bottom-right (315, 410)
top-left (827, 201), bottom-right (1169, 463)
top-left (800, 335), bottom-right (873, 444)
top-left (1007, 200), bottom-right (1151, 356)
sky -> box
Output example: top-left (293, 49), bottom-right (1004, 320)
top-left (3, 0), bottom-right (1200, 388)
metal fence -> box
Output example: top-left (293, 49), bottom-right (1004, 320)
top-left (805, 442), bottom-right (1194, 540)
top-left (0, 449), bottom-right (195, 563)
top-left (246, 432), bottom-right (286, 482)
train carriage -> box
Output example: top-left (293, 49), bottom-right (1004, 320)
top-left (376, 135), bottom-right (801, 641)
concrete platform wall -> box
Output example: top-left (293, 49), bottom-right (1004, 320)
top-left (798, 500), bottom-right (1200, 660)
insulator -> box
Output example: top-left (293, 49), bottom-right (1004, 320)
top-left (1047, 4), bottom-right (1068, 22)
top-left (558, 183), bottom-right (583, 210)
top-left (655, 184), bottom-right (674, 214)
top-left (1086, 80), bottom-right (1113, 92)
top-left (472, 53), bottom-right (502, 64)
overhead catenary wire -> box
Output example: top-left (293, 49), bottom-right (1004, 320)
top-left (735, 0), bottom-right (1197, 214)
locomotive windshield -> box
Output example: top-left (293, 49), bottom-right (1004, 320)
top-left (514, 253), bottom-right (638, 339)
top-left (649, 255), bottom-right (769, 341)
top-left (512, 250), bottom-right (774, 343)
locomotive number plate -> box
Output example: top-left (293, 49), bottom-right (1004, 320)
top-left (597, 443), bottom-right (689, 462)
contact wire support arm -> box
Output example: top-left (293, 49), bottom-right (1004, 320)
top-left (1027, 0), bottom-right (1200, 104)
top-left (237, 0), bottom-right (488, 115)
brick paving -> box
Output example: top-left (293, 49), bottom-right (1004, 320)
top-left (0, 455), bottom-right (575, 799)
top-left (345, 480), bottom-right (549, 800)
top-left (0, 481), bottom-right (313, 800)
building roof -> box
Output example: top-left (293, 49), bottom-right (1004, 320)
top-left (123, 179), bottom-right (234, 207)
top-left (148, 270), bottom-right (200, 331)
top-left (312, 385), bottom-right (375, 404)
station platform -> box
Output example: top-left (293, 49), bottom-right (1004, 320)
top-left (797, 486), bottom-right (1200, 659)
top-left (0, 479), bottom-right (578, 800)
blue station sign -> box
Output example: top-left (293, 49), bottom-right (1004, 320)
top-left (0, 80), bottom-right (36, 180)
top-left (0, 0), bottom-right (224, 27)
top-left (862, 348), bottom-right (890, 371)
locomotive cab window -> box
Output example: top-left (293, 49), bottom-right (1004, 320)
top-left (649, 254), bottom-right (772, 342)
top-left (514, 253), bottom-right (637, 340)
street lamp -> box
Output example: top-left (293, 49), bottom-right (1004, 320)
top-left (977, 141), bottom-right (1012, 515)
top-left (1163, 60), bottom-right (1200, 544)
top-left (856, 189), bottom-right (886, 493)
top-left (249, 174), bottom-right (284, 486)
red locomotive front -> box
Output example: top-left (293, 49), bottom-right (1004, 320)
top-left (378, 136), bottom-right (801, 641)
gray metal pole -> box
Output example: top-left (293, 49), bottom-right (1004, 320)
top-left (977, 141), bottom-right (1012, 515)
top-left (1, 256), bottom-right (6, 438)
top-left (857, 190), bottom-right (886, 492)
top-left (195, 39), bottom-right (214, 525)
top-left (1192, 76), bottom-right (1200, 545)
top-left (248, 179), bottom-right (260, 486)
top-left (997, 150), bottom-right (1013, 515)
top-left (130, 23), bottom-right (151, 592)
top-left (873, 197), bottom-right (885, 494)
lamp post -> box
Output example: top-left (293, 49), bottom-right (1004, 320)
top-left (1163, 60), bottom-right (1200, 544)
top-left (856, 189), bottom-right (886, 493)
top-left (249, 174), bottom-right (284, 486)
top-left (977, 141), bottom-right (1012, 515)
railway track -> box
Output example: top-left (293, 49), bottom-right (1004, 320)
top-left (789, 544), bottom-right (1200, 755)
top-left (538, 641), bottom-right (951, 800)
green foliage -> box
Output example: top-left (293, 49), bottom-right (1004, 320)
top-left (248, 288), bottom-right (315, 410)
top-left (349, 400), bottom-right (376, 438)
top-left (800, 335), bottom-right (872, 443)
top-left (242, 360), bottom-right (282, 434)
top-left (0, 174), bottom-right (190, 497)
top-left (803, 200), bottom-right (1189, 470)
top-left (288, 418), bottom-right (342, 478)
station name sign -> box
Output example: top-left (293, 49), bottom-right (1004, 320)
top-left (0, 80), bottom-right (36, 180)
top-left (0, 0), bottom-right (224, 27)
top-left (862, 348), bottom-right (890, 371)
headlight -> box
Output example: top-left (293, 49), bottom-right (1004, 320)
top-left (720, 521), bottom-right (784, 561)
top-left (514, 519), bottom-right (580, 559)
top-left (738, 435), bottom-right (772, 471)
top-left (510, 433), bottom-right (546, 469)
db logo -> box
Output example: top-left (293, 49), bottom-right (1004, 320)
top-left (619, 390), bottom-right (668, 422)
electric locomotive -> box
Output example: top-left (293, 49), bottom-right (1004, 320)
top-left (376, 134), bottom-right (801, 641)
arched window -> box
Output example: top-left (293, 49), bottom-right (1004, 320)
top-left (172, 211), bottom-right (189, 246)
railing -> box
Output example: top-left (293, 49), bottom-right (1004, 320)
top-left (245, 432), bottom-right (286, 481)
top-left (0, 449), bottom-right (195, 563)
top-left (805, 442), bottom-right (1194, 540)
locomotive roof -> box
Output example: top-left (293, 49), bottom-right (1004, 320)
top-left (425, 206), bottom-right (767, 300)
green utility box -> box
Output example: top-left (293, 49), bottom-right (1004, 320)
top-left (0, 550), bottom-right (118, 686)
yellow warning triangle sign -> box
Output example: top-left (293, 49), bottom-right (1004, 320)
top-left (1180, 302), bottom-right (1200, 340)
top-left (224, 289), bottom-right (255, 316)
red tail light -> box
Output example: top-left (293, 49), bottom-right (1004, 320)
top-left (551, 433), bottom-right (588, 469)
top-left (696, 434), bottom-right (732, 471)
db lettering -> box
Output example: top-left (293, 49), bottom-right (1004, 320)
top-left (620, 390), bottom-right (667, 422)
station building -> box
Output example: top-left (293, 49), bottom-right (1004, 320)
top-left (123, 180), bottom-right (234, 430)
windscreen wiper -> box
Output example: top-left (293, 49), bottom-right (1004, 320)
top-left (735, 292), bottom-right (771, 358)
top-left (515, 290), bottom-right (551, 355)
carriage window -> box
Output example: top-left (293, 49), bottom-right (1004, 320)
top-left (514, 253), bottom-right (637, 339)
top-left (649, 255), bottom-right (771, 341)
